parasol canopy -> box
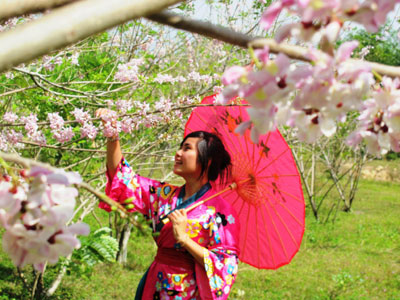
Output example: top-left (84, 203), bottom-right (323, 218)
top-left (184, 94), bottom-right (305, 269)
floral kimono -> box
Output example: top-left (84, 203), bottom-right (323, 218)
top-left (100, 158), bottom-right (240, 300)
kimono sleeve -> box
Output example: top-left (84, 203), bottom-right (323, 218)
top-left (200, 206), bottom-right (240, 300)
top-left (99, 158), bottom-right (162, 219)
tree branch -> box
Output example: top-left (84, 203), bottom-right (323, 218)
top-left (0, 0), bottom-right (80, 21)
top-left (0, 85), bottom-right (37, 97)
top-left (0, 103), bottom-right (249, 128)
top-left (19, 140), bottom-right (167, 157)
top-left (147, 11), bottom-right (254, 49)
top-left (0, 0), bottom-right (184, 73)
top-left (147, 11), bottom-right (400, 78)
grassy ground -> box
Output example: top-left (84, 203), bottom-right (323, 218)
top-left (0, 178), bottom-right (399, 300)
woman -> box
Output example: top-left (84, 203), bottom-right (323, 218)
top-left (98, 111), bottom-right (240, 299)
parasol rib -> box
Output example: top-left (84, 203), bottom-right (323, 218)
top-left (251, 181), bottom-right (286, 261)
top-left (261, 180), bottom-right (303, 203)
top-left (259, 204), bottom-right (276, 267)
top-left (190, 105), bottom-right (240, 155)
top-left (254, 181), bottom-right (292, 261)
top-left (257, 174), bottom-right (301, 179)
top-left (255, 207), bottom-right (261, 267)
top-left (261, 194), bottom-right (300, 250)
top-left (262, 199), bottom-right (290, 262)
top-left (256, 148), bottom-right (290, 177)
top-left (210, 105), bottom-right (242, 155)
top-left (238, 108), bottom-right (254, 175)
top-left (230, 194), bottom-right (242, 208)
top-left (258, 183), bottom-right (303, 227)
top-left (240, 201), bottom-right (252, 262)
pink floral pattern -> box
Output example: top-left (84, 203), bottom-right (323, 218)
top-left (100, 158), bottom-right (240, 299)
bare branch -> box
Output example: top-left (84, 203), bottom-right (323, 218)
top-left (147, 11), bottom-right (253, 49)
top-left (0, 85), bottom-right (37, 97)
top-left (0, 0), bottom-right (184, 73)
top-left (0, 103), bottom-right (249, 128)
top-left (148, 11), bottom-right (400, 77)
top-left (19, 140), bottom-right (167, 157)
top-left (0, 0), bottom-right (79, 21)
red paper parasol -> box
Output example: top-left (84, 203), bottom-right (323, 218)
top-left (184, 94), bottom-right (305, 269)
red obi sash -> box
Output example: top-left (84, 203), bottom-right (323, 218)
top-left (155, 247), bottom-right (195, 270)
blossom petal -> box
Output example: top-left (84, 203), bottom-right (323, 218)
top-left (260, 2), bottom-right (283, 30)
top-left (336, 41), bottom-right (359, 63)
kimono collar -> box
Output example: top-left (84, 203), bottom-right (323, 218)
top-left (176, 182), bottom-right (211, 210)
top-left (155, 182), bottom-right (211, 233)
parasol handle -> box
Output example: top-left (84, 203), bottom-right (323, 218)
top-left (161, 180), bottom-right (248, 226)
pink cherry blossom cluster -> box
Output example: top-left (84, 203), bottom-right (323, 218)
top-left (114, 58), bottom-right (145, 83)
top-left (20, 114), bottom-right (46, 145)
top-left (71, 108), bottom-right (90, 125)
top-left (0, 129), bottom-right (24, 152)
top-left (261, 0), bottom-right (400, 46)
top-left (5, 130), bottom-right (24, 147)
top-left (121, 117), bottom-right (137, 133)
top-left (3, 112), bottom-right (18, 123)
top-left (0, 167), bottom-right (89, 272)
top-left (42, 55), bottom-right (63, 71)
top-left (71, 108), bottom-right (98, 140)
top-left (219, 0), bottom-right (400, 155)
top-left (220, 41), bottom-right (400, 154)
top-left (47, 112), bottom-right (75, 143)
top-left (69, 53), bottom-right (80, 66)
top-left (153, 72), bottom-right (213, 85)
top-left (98, 110), bottom-right (121, 138)
top-left (348, 77), bottom-right (400, 154)
top-left (116, 100), bottom-right (133, 114)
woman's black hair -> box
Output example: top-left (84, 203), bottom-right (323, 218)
top-left (180, 131), bottom-right (232, 183)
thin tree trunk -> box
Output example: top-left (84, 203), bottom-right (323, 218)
top-left (117, 222), bottom-right (134, 264)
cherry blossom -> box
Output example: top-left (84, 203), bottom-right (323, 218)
top-left (5, 130), bottom-right (23, 146)
top-left (0, 166), bottom-right (89, 272)
top-left (114, 58), bottom-right (144, 82)
top-left (0, 133), bottom-right (8, 152)
top-left (3, 112), bottom-right (18, 123)
top-left (261, 0), bottom-right (400, 49)
top-left (219, 0), bottom-right (400, 154)
top-left (69, 53), bottom-right (80, 66)
top-left (42, 55), bottom-right (63, 71)
top-left (52, 127), bottom-right (75, 143)
top-left (80, 122), bottom-right (98, 140)
top-left (48, 113), bottom-right (65, 130)
top-left (116, 100), bottom-right (133, 114)
top-left (154, 74), bottom-right (176, 84)
top-left (121, 117), bottom-right (136, 133)
top-left (71, 108), bottom-right (90, 125)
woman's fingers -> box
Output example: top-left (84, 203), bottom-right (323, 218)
top-left (168, 209), bottom-right (187, 222)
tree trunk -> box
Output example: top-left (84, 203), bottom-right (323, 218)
top-left (116, 221), bottom-right (134, 264)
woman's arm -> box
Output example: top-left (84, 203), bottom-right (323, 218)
top-left (95, 108), bottom-right (122, 178)
top-left (168, 209), bottom-right (205, 265)
top-left (106, 138), bottom-right (122, 178)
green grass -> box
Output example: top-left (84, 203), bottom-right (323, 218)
top-left (0, 179), bottom-right (399, 299)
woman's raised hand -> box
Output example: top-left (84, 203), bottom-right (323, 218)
top-left (95, 108), bottom-right (112, 123)
top-left (97, 107), bottom-right (122, 177)
top-left (168, 209), bottom-right (190, 246)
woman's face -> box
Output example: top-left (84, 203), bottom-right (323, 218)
top-left (173, 137), bottom-right (202, 180)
